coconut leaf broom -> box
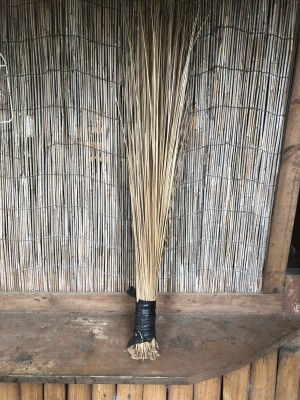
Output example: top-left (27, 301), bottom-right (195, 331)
top-left (120, 0), bottom-right (198, 360)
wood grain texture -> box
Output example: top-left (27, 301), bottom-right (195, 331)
top-left (284, 273), bottom-right (300, 314)
top-left (193, 377), bottom-right (221, 400)
top-left (275, 349), bottom-right (300, 400)
top-left (44, 384), bottom-right (66, 400)
top-left (223, 365), bottom-right (250, 400)
top-left (143, 385), bottom-right (166, 400)
top-left (68, 384), bottom-right (91, 400)
top-left (168, 385), bottom-right (193, 400)
top-left (117, 384), bottom-right (143, 400)
top-left (249, 352), bottom-right (278, 400)
top-left (92, 385), bottom-right (115, 400)
top-left (0, 293), bottom-right (284, 314)
top-left (0, 383), bottom-right (20, 400)
top-left (0, 312), bottom-right (298, 385)
top-left (263, 39), bottom-right (300, 294)
top-left (20, 384), bottom-right (43, 400)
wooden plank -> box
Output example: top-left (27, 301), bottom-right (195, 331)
top-left (92, 384), bottom-right (116, 400)
top-left (263, 38), bottom-right (300, 294)
top-left (249, 352), bottom-right (278, 400)
top-left (223, 365), bottom-right (250, 400)
top-left (44, 384), bottom-right (66, 400)
top-left (168, 385), bottom-right (193, 400)
top-left (117, 384), bottom-right (143, 400)
top-left (68, 384), bottom-right (91, 400)
top-left (143, 385), bottom-right (166, 400)
top-left (275, 348), bottom-right (300, 400)
top-left (0, 383), bottom-right (20, 400)
top-left (0, 293), bottom-right (284, 314)
top-left (0, 312), bottom-right (298, 385)
top-left (284, 272), bottom-right (300, 313)
top-left (20, 384), bottom-right (43, 400)
top-left (193, 377), bottom-right (221, 400)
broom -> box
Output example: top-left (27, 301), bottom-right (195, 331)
top-left (121, 0), bottom-right (198, 360)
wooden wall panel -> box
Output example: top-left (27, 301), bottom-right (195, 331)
top-left (275, 349), bottom-right (300, 400)
top-left (68, 384), bottom-right (91, 400)
top-left (0, 383), bottom-right (20, 400)
top-left (92, 384), bottom-right (115, 400)
top-left (117, 384), bottom-right (143, 400)
top-left (223, 365), bottom-right (250, 400)
top-left (168, 385), bottom-right (193, 400)
top-left (143, 384), bottom-right (166, 400)
top-left (20, 384), bottom-right (43, 400)
top-left (44, 384), bottom-right (66, 400)
top-left (249, 352), bottom-right (278, 400)
top-left (194, 377), bottom-right (221, 400)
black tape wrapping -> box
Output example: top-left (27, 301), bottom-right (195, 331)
top-left (127, 299), bottom-right (156, 348)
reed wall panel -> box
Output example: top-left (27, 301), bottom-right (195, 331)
top-left (0, 0), bottom-right (299, 293)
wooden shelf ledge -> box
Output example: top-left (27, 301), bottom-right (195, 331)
top-left (0, 293), bottom-right (299, 384)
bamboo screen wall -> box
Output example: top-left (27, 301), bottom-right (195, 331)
top-left (0, 0), bottom-right (299, 293)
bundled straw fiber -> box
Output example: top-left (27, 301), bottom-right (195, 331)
top-left (120, 0), bottom-right (198, 360)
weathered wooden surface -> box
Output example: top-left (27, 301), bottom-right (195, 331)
top-left (263, 38), bottom-right (300, 294)
top-left (91, 384), bottom-right (115, 400)
top-left (0, 312), bottom-right (299, 384)
top-left (0, 383), bottom-right (20, 400)
top-left (284, 270), bottom-right (300, 313)
top-left (275, 348), bottom-right (300, 400)
top-left (168, 385), bottom-right (193, 400)
top-left (0, 293), bottom-right (284, 314)
top-left (193, 377), bottom-right (221, 400)
top-left (20, 384), bottom-right (43, 400)
top-left (249, 352), bottom-right (278, 400)
top-left (223, 365), bottom-right (250, 400)
top-left (0, 344), bottom-right (299, 399)
top-left (44, 384), bottom-right (66, 400)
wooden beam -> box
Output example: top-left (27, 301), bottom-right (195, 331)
top-left (0, 312), bottom-right (298, 385)
top-left (284, 270), bottom-right (300, 313)
top-left (263, 37), bottom-right (300, 294)
top-left (0, 292), bottom-right (284, 314)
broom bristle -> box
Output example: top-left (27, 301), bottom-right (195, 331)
top-left (122, 0), bottom-right (198, 302)
top-left (121, 0), bottom-right (198, 358)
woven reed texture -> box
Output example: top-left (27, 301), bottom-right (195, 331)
top-left (0, 0), bottom-right (299, 293)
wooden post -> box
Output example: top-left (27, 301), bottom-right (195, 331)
top-left (249, 352), bottom-right (278, 400)
top-left (275, 339), bottom-right (300, 400)
top-left (223, 365), bottom-right (250, 400)
top-left (68, 384), bottom-right (91, 400)
top-left (44, 384), bottom-right (66, 400)
top-left (20, 384), bottom-right (43, 400)
top-left (92, 385), bottom-right (116, 400)
top-left (263, 37), bottom-right (300, 294)
top-left (143, 385), bottom-right (166, 400)
top-left (168, 385), bottom-right (193, 400)
top-left (0, 383), bottom-right (20, 400)
top-left (117, 384), bottom-right (143, 400)
top-left (194, 377), bottom-right (221, 400)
